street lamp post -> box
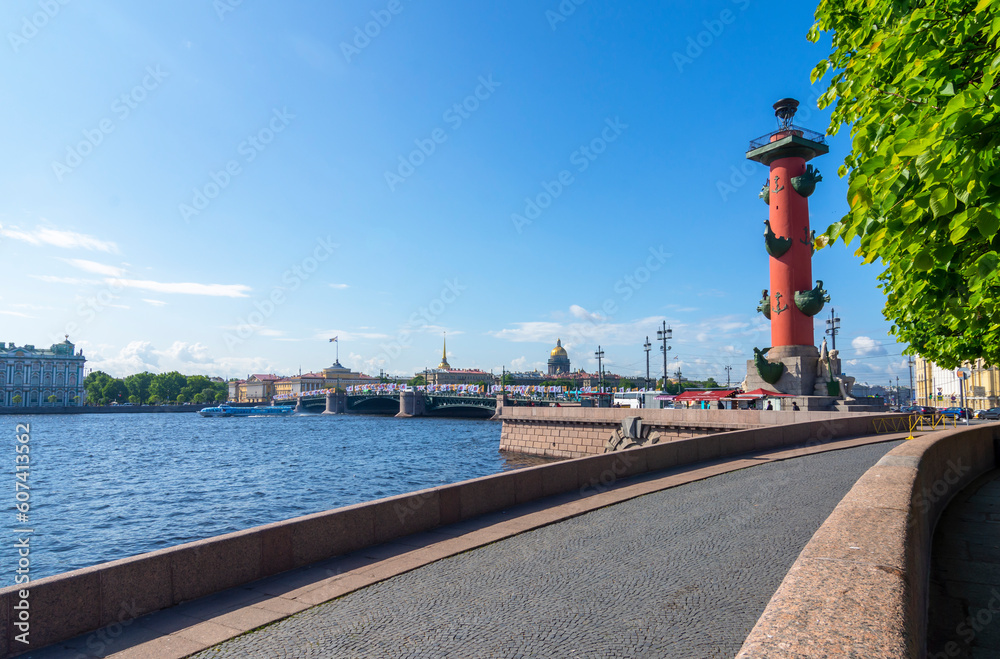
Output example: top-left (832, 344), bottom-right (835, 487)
top-left (595, 346), bottom-right (605, 395)
top-left (908, 356), bottom-right (916, 406)
top-left (643, 337), bottom-right (651, 390)
top-left (657, 322), bottom-right (672, 389)
top-left (825, 308), bottom-right (841, 350)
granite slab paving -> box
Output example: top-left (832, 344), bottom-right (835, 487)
top-left (182, 440), bottom-right (903, 659)
top-left (929, 470), bottom-right (1000, 659)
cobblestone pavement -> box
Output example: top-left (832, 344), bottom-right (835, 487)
top-left (193, 441), bottom-right (901, 659)
top-left (928, 469), bottom-right (1000, 658)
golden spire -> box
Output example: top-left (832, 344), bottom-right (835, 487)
top-left (438, 332), bottom-right (451, 370)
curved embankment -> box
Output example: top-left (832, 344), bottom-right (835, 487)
top-left (737, 423), bottom-right (1000, 658)
top-left (0, 412), bottom-right (894, 657)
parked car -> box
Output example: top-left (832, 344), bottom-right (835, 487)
top-left (940, 407), bottom-right (973, 419)
top-left (974, 409), bottom-right (987, 419)
top-left (902, 405), bottom-right (938, 415)
top-left (981, 407), bottom-right (1000, 420)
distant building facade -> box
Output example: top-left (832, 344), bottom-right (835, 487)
top-left (233, 363), bottom-right (380, 401)
top-left (915, 356), bottom-right (1000, 409)
top-left (419, 336), bottom-right (493, 386)
top-left (547, 339), bottom-right (571, 375)
top-left (1, 337), bottom-right (86, 406)
top-left (424, 368), bottom-right (494, 386)
top-left (230, 374), bottom-right (282, 403)
top-left (273, 373), bottom-right (327, 398)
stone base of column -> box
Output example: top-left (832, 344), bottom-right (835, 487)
top-left (744, 345), bottom-right (820, 396)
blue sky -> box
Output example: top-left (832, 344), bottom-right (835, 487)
top-left (0, 0), bottom-right (909, 388)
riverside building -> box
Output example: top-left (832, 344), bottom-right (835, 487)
top-left (0, 337), bottom-right (86, 406)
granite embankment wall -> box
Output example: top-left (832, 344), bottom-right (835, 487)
top-left (499, 407), bottom-right (881, 458)
top-left (0, 405), bottom-right (212, 415)
top-left (737, 423), bottom-right (1000, 658)
top-left (0, 411), bottom-right (898, 657)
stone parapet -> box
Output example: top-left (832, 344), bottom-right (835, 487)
top-left (499, 406), bottom-right (874, 458)
top-left (736, 424), bottom-right (1000, 658)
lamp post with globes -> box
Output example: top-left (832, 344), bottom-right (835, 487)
top-left (657, 322), bottom-right (672, 389)
top-left (643, 337), bottom-right (652, 390)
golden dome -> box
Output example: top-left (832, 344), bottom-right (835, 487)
top-left (550, 339), bottom-right (568, 358)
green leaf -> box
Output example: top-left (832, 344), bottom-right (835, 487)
top-left (914, 251), bottom-right (936, 271)
top-left (897, 140), bottom-right (926, 157)
top-left (977, 210), bottom-right (1000, 239)
top-left (939, 81), bottom-right (956, 96)
top-left (977, 252), bottom-right (1000, 279)
top-left (930, 188), bottom-right (957, 218)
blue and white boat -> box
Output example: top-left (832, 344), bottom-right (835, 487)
top-left (198, 404), bottom-right (295, 418)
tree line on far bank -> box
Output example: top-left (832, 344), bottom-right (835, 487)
top-left (83, 371), bottom-right (229, 406)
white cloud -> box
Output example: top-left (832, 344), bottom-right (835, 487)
top-left (31, 275), bottom-right (100, 286)
top-left (86, 341), bottom-right (161, 375)
top-left (60, 258), bottom-right (125, 277)
top-left (142, 299), bottom-right (167, 307)
top-left (0, 310), bottom-right (33, 318)
top-left (851, 336), bottom-right (887, 357)
top-left (329, 283), bottom-right (349, 290)
top-left (163, 341), bottom-right (212, 364)
top-left (569, 305), bottom-right (605, 322)
top-left (257, 329), bottom-right (286, 337)
top-left (11, 303), bottom-right (54, 311)
top-left (107, 278), bottom-right (251, 298)
top-left (1, 225), bottom-right (119, 253)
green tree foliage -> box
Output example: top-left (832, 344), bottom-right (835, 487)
top-left (47, 395), bottom-right (57, 403)
top-left (124, 372), bottom-right (154, 404)
top-left (102, 379), bottom-right (129, 404)
top-left (201, 387), bottom-right (218, 403)
top-left (12, 394), bottom-right (22, 405)
top-left (150, 371), bottom-right (186, 403)
top-left (704, 377), bottom-right (720, 389)
top-left (501, 373), bottom-right (515, 386)
top-left (810, 0), bottom-right (1000, 367)
top-left (408, 375), bottom-right (426, 386)
top-left (619, 378), bottom-right (634, 390)
top-left (181, 375), bottom-right (213, 401)
top-left (84, 370), bottom-right (113, 404)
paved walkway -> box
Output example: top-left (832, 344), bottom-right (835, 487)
top-left (180, 440), bottom-right (902, 659)
top-left (929, 470), bottom-right (1000, 659)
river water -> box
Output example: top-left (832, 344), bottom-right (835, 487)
top-left (1, 413), bottom-right (534, 586)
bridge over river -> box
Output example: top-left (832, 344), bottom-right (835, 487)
top-left (290, 390), bottom-right (547, 419)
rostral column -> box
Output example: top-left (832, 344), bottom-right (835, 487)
top-left (746, 99), bottom-right (830, 395)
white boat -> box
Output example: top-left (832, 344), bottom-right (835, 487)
top-left (198, 404), bottom-right (295, 418)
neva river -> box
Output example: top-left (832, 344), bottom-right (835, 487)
top-left (2, 413), bottom-right (535, 587)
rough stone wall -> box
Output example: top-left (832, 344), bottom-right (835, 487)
top-left (499, 408), bottom-right (768, 458)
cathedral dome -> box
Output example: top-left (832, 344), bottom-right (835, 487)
top-left (550, 338), bottom-right (568, 358)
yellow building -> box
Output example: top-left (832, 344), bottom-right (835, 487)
top-left (273, 373), bottom-right (327, 398)
top-left (914, 356), bottom-right (1000, 409)
top-left (230, 374), bottom-right (282, 403)
top-left (419, 335), bottom-right (493, 385)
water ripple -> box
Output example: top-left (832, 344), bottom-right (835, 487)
top-left (0, 413), bottom-right (555, 585)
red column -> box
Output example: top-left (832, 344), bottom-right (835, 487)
top-left (768, 155), bottom-right (813, 347)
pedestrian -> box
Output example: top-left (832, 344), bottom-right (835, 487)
top-left (766, 401), bottom-right (773, 410)
top-left (792, 401), bottom-right (800, 411)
